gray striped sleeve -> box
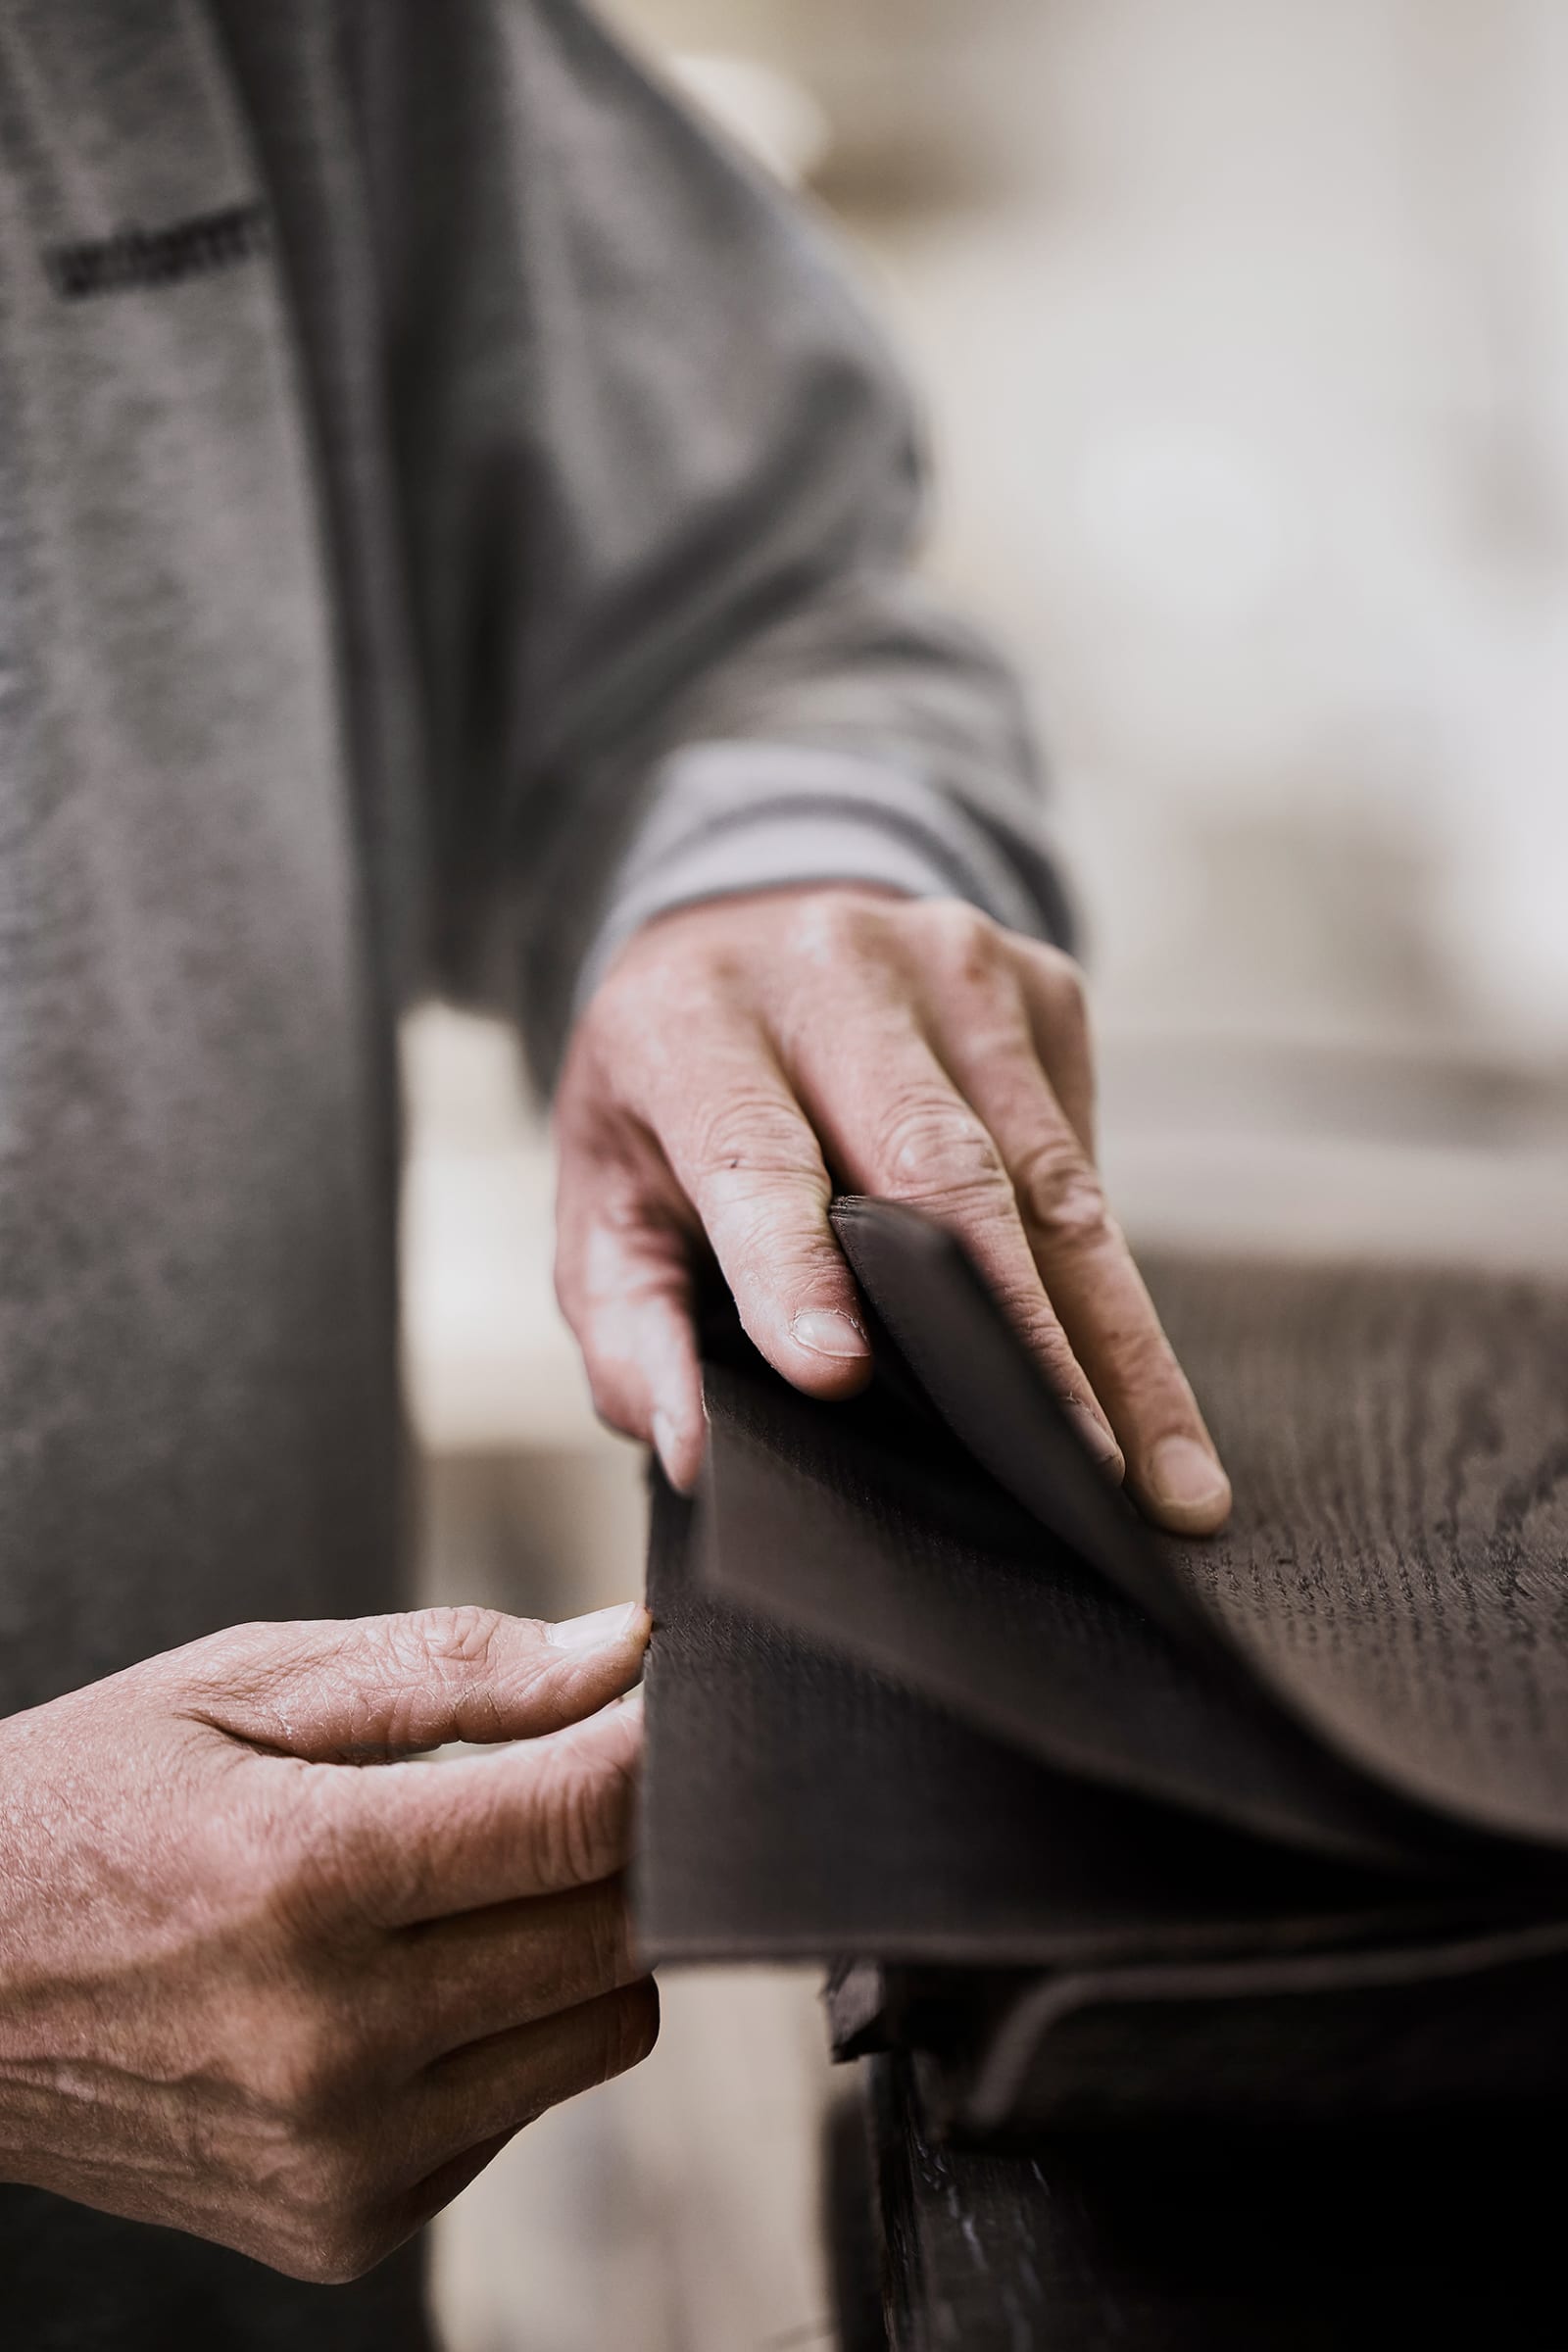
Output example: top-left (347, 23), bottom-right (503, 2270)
top-left (572, 740), bottom-right (1061, 1015)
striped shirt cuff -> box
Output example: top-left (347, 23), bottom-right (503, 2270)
top-left (574, 741), bottom-right (1062, 1014)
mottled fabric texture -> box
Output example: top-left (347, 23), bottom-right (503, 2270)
top-left (0, 2), bottom-right (1058, 2339)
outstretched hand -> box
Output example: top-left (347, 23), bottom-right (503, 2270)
top-left (554, 886), bottom-right (1231, 1534)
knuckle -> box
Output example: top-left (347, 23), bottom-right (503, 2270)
top-left (876, 1090), bottom-right (1009, 1205)
top-left (537, 1743), bottom-right (636, 1889)
top-left (295, 2244), bottom-right (363, 2290)
top-left (176, 1623), bottom-right (307, 1729)
top-left (292, 2199), bottom-right (385, 2288)
top-left (1027, 948), bottom-right (1092, 1038)
top-left (305, 1606), bottom-right (511, 1757)
top-left (798, 889), bottom-right (878, 954)
top-left (917, 897), bottom-right (1000, 962)
top-left (688, 1088), bottom-right (819, 1186)
top-left (793, 886), bottom-right (922, 968)
top-left (1012, 1139), bottom-right (1111, 1248)
top-left (249, 2012), bottom-right (357, 2124)
top-left (1025, 939), bottom-right (1085, 997)
top-left (399, 1604), bottom-right (506, 1678)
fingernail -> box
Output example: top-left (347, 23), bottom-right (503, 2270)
top-left (547, 1601), bottom-right (648, 1655)
top-left (1065, 1397), bottom-right (1125, 1483)
top-left (790, 1309), bottom-right (870, 1360)
top-left (652, 1411), bottom-right (703, 1496)
top-left (1147, 1436), bottom-right (1232, 1522)
top-left (651, 1411), bottom-right (680, 1482)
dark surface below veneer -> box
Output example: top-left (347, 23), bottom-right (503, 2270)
top-left (864, 2056), bottom-right (1568, 2352)
top-left (825, 2087), bottom-right (887, 2352)
top-left (827, 1927), bottom-right (1568, 2135)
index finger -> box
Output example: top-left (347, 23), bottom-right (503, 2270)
top-left (790, 1009), bottom-right (1125, 1474)
top-left (628, 1011), bottom-right (874, 1398)
top-left (290, 1690), bottom-right (644, 1930)
top-left (188, 1603), bottom-right (649, 1760)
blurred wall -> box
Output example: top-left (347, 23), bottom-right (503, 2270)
top-left (612, 0), bottom-right (1568, 1065)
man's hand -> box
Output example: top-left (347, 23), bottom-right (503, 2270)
top-left (556, 887), bottom-right (1230, 1534)
top-left (0, 1604), bottom-right (655, 2281)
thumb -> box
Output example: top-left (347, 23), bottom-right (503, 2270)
top-left (178, 1603), bottom-right (650, 1761)
top-left (554, 1162), bottom-right (708, 1493)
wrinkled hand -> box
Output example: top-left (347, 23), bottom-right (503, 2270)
top-left (0, 1604), bottom-right (654, 2281)
top-left (556, 887), bottom-right (1230, 1533)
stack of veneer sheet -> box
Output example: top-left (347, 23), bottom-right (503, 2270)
top-left (639, 1197), bottom-right (1568, 2150)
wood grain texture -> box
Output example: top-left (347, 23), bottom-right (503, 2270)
top-left (645, 1241), bottom-right (1568, 1971)
top-left (1149, 1254), bottom-right (1568, 1843)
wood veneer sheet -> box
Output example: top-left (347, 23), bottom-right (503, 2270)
top-left (637, 1199), bottom-right (1568, 2128)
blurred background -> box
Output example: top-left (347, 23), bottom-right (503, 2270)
top-left (410, 3), bottom-right (1568, 2343)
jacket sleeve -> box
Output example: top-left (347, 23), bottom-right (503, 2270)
top-left (361, 0), bottom-right (1071, 1085)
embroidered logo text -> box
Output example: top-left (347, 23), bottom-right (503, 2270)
top-left (44, 201), bottom-right (270, 301)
